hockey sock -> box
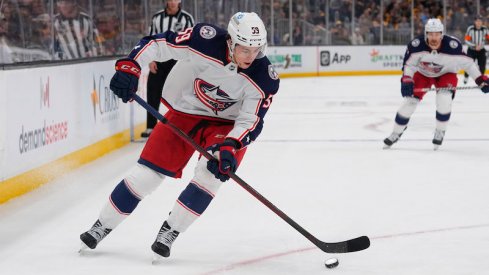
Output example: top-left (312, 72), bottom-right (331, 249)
top-left (98, 164), bottom-right (165, 229)
top-left (435, 90), bottom-right (453, 131)
top-left (167, 181), bottom-right (215, 232)
top-left (393, 97), bottom-right (420, 133)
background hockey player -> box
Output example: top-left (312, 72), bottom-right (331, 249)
top-left (79, 12), bottom-right (279, 259)
top-left (463, 15), bottom-right (489, 84)
top-left (383, 18), bottom-right (489, 150)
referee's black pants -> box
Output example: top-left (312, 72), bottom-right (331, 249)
top-left (464, 48), bottom-right (487, 79)
top-left (145, 59), bottom-right (177, 129)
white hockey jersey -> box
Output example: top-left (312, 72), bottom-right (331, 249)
top-left (127, 23), bottom-right (280, 148)
top-left (402, 35), bottom-right (481, 79)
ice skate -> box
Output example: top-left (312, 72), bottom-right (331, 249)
top-left (151, 221), bottom-right (179, 263)
top-left (79, 219), bottom-right (112, 252)
top-left (141, 128), bottom-right (153, 138)
top-left (432, 129), bottom-right (445, 150)
top-left (383, 130), bottom-right (405, 149)
top-left (463, 75), bottom-right (468, 85)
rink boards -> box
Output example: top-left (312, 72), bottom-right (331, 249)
top-left (0, 59), bottom-right (147, 203)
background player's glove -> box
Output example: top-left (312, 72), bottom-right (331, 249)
top-left (110, 58), bottom-right (141, 103)
top-left (400, 75), bottom-right (414, 97)
top-left (475, 75), bottom-right (489, 93)
top-left (206, 139), bottom-right (239, 182)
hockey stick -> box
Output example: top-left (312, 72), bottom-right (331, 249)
top-left (416, 85), bottom-right (481, 92)
top-left (132, 94), bottom-right (370, 253)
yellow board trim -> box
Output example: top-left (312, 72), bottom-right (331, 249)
top-left (0, 123), bottom-right (145, 204)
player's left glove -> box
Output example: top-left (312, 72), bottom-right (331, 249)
top-left (475, 75), bottom-right (489, 94)
top-left (110, 58), bottom-right (141, 103)
top-left (206, 139), bottom-right (239, 182)
top-left (400, 75), bottom-right (414, 97)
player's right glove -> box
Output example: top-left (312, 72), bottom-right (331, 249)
top-left (206, 139), bottom-right (239, 182)
top-left (110, 58), bottom-right (141, 103)
top-left (400, 75), bottom-right (414, 97)
top-left (475, 75), bottom-right (489, 93)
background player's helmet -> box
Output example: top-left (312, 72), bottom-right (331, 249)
top-left (424, 18), bottom-right (444, 38)
top-left (227, 12), bottom-right (267, 58)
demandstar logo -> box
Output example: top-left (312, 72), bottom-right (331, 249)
top-left (370, 49), bottom-right (403, 68)
top-left (90, 75), bottom-right (120, 122)
top-left (40, 77), bottom-right (50, 109)
top-left (19, 120), bottom-right (68, 154)
top-left (268, 53), bottom-right (302, 69)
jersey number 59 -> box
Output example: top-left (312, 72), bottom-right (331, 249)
top-left (175, 28), bottom-right (193, 44)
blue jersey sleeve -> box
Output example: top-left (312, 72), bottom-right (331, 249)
top-left (239, 58), bottom-right (280, 146)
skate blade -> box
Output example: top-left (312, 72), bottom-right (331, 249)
top-left (152, 253), bottom-right (164, 265)
top-left (78, 242), bottom-right (89, 254)
top-left (433, 145), bottom-right (440, 151)
top-left (383, 144), bottom-right (392, 149)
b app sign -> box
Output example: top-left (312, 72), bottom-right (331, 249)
top-left (320, 50), bottom-right (351, 66)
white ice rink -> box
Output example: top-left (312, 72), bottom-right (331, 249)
top-left (1, 75), bottom-right (489, 275)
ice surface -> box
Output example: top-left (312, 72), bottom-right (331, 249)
top-left (1, 75), bottom-right (489, 275)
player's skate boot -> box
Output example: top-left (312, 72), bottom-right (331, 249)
top-left (141, 128), bottom-right (153, 138)
top-left (79, 219), bottom-right (112, 251)
top-left (383, 130), bottom-right (405, 149)
top-left (432, 129), bottom-right (445, 150)
top-left (151, 221), bottom-right (180, 262)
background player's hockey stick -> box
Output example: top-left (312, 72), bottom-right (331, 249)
top-left (416, 85), bottom-right (481, 92)
top-left (132, 94), bottom-right (370, 254)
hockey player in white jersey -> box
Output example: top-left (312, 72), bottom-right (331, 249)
top-left (383, 18), bottom-right (489, 150)
top-left (79, 12), bottom-right (279, 259)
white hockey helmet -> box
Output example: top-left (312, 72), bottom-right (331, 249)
top-left (424, 18), bottom-right (444, 37)
top-left (227, 12), bottom-right (267, 57)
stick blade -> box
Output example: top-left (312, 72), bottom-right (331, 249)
top-left (318, 236), bottom-right (370, 253)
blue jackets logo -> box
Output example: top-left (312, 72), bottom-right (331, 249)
top-left (194, 78), bottom-right (237, 115)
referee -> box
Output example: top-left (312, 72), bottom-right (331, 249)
top-left (53, 0), bottom-right (102, 59)
top-left (142, 0), bottom-right (194, 138)
top-left (464, 15), bottom-right (489, 84)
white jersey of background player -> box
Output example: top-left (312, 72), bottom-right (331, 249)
top-left (79, 12), bottom-right (279, 260)
top-left (383, 18), bottom-right (489, 150)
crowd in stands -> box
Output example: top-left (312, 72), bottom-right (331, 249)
top-left (0, 0), bottom-right (487, 64)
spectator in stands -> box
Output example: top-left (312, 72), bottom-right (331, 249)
top-left (331, 20), bottom-right (350, 45)
top-left (31, 14), bottom-right (53, 54)
top-left (293, 24), bottom-right (303, 45)
top-left (0, 12), bottom-right (16, 63)
top-left (96, 12), bottom-right (121, 56)
top-left (351, 27), bottom-right (365, 45)
top-left (53, 0), bottom-right (103, 59)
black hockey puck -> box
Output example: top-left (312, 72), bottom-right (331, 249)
top-left (325, 257), bottom-right (339, 269)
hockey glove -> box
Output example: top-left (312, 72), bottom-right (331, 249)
top-left (475, 75), bottom-right (489, 93)
top-left (206, 139), bottom-right (239, 182)
top-left (400, 76), bottom-right (414, 97)
top-left (110, 58), bottom-right (141, 103)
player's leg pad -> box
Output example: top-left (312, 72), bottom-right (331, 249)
top-left (397, 97), bottom-right (420, 120)
top-left (436, 90), bottom-right (452, 122)
top-left (166, 158), bottom-right (223, 232)
top-left (176, 182), bottom-right (215, 216)
top-left (110, 164), bottom-right (165, 215)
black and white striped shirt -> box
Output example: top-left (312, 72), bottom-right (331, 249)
top-left (53, 12), bottom-right (102, 60)
top-left (149, 8), bottom-right (194, 36)
top-left (465, 25), bottom-right (489, 49)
